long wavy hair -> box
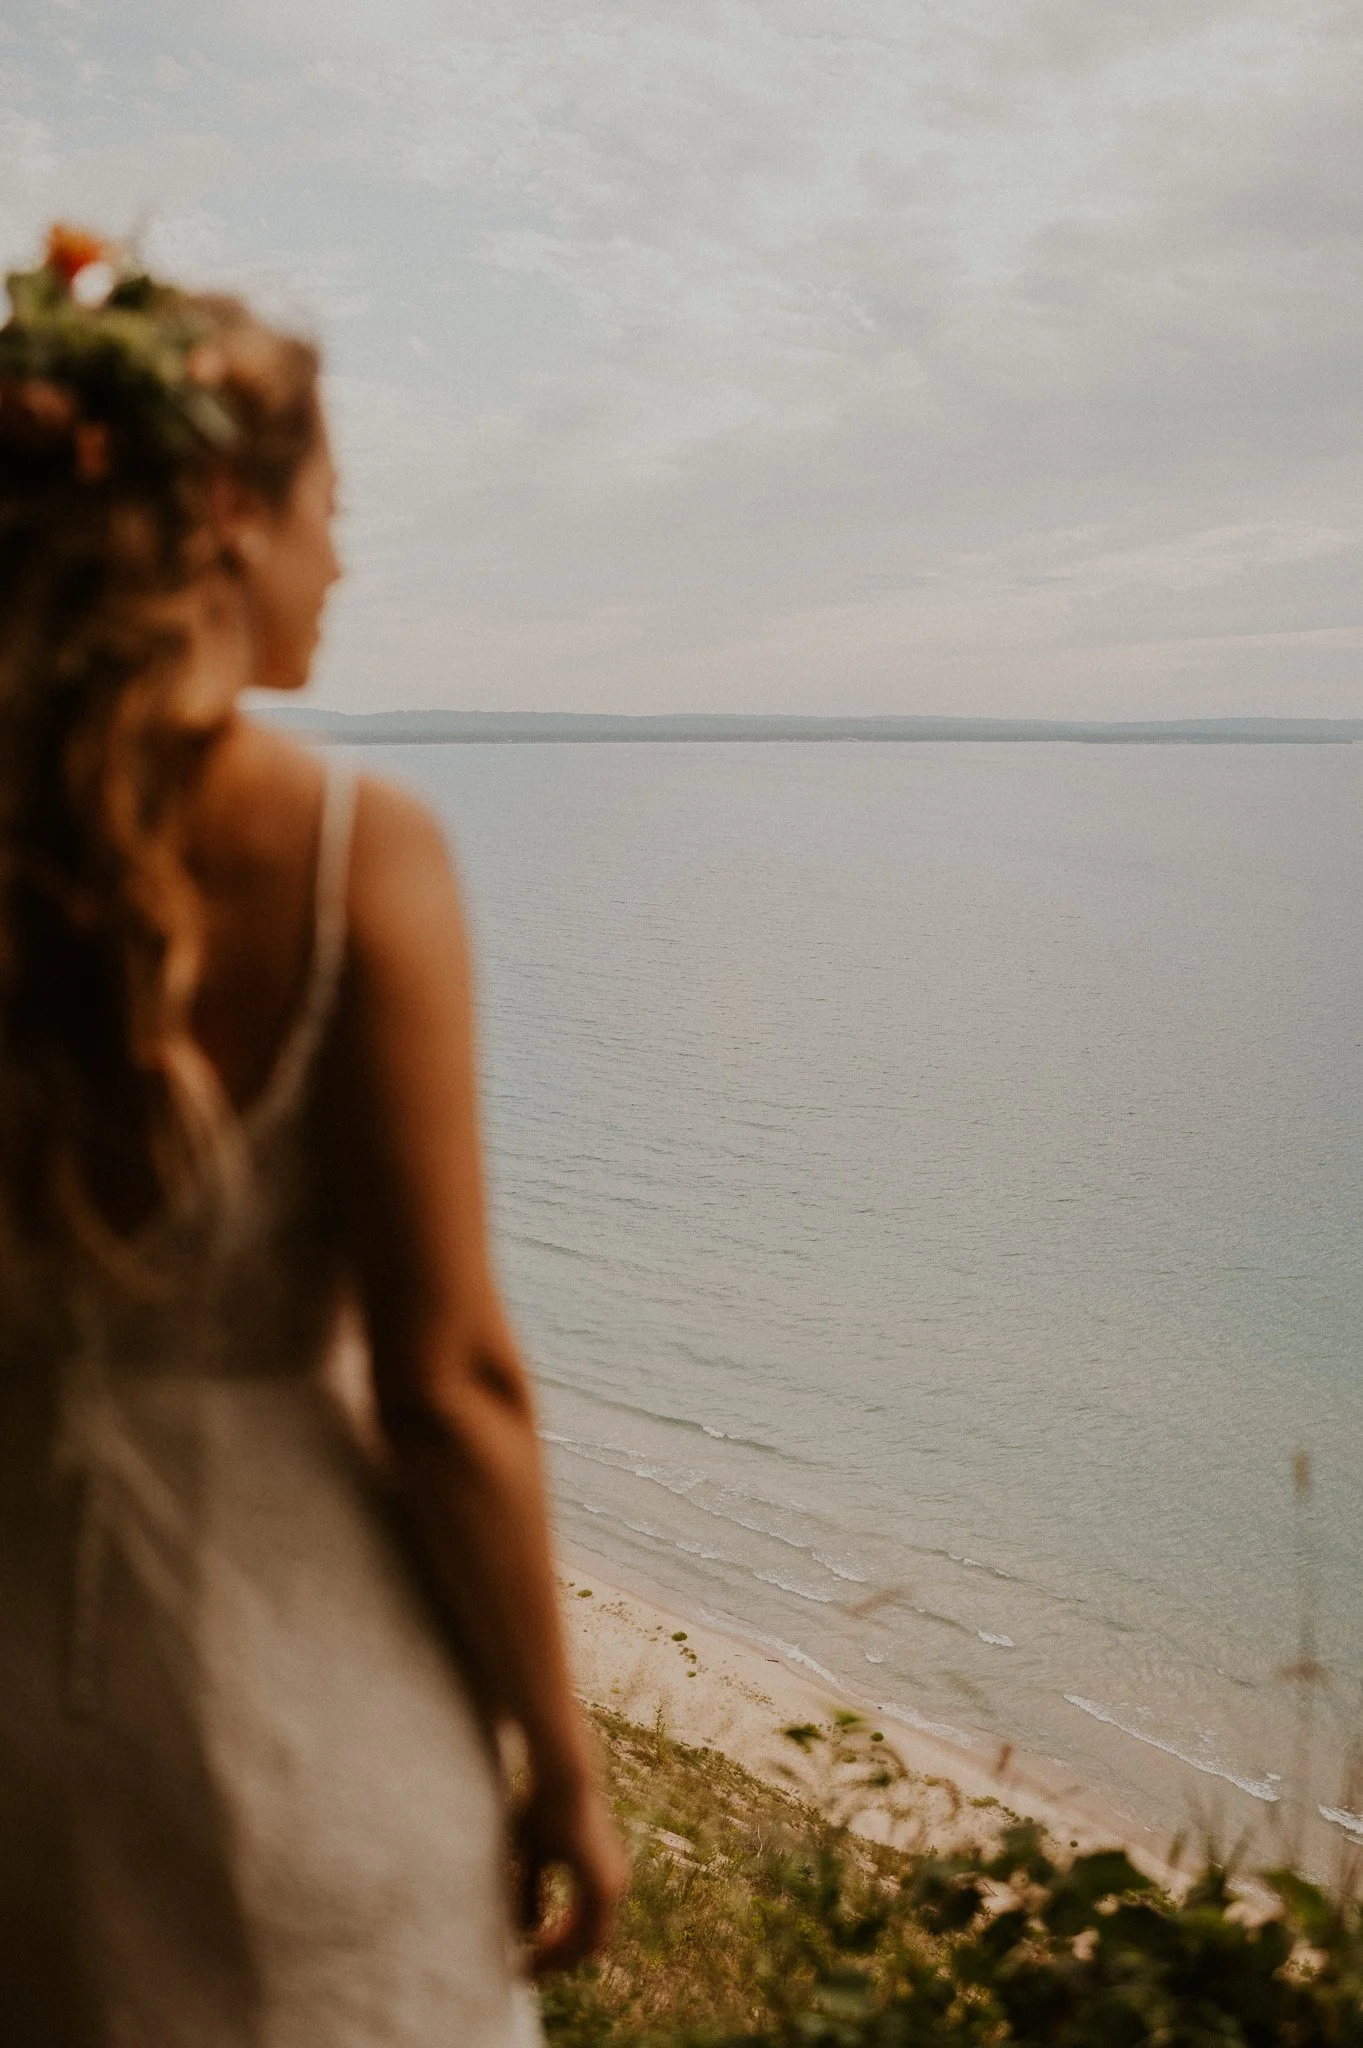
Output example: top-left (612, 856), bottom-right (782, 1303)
top-left (0, 229), bottom-right (321, 1295)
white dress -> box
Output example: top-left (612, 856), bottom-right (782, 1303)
top-left (0, 762), bottom-right (541, 2046)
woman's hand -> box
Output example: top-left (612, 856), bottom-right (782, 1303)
top-left (515, 1764), bottom-right (629, 1976)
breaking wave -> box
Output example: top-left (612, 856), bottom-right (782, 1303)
top-left (1064, 1696), bottom-right (1280, 1802)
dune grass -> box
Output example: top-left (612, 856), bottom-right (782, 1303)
top-left (540, 1704), bottom-right (1363, 2047)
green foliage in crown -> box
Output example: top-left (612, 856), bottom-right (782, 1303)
top-left (0, 224), bottom-right (239, 468)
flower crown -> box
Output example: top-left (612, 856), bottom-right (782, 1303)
top-left (0, 224), bottom-right (240, 480)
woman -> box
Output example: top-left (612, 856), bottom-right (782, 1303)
top-left (0, 226), bottom-right (624, 2044)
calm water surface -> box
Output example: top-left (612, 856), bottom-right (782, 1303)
top-left (368, 741), bottom-right (1363, 1859)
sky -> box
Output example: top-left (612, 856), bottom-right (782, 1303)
top-left (3, 1), bottom-right (1362, 717)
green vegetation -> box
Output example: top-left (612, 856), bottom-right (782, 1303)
top-left (542, 1707), bottom-right (1363, 2046)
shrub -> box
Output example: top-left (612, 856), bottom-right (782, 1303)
top-left (542, 1709), bottom-right (1363, 2047)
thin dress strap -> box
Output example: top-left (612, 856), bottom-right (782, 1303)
top-left (247, 758), bottom-right (357, 1132)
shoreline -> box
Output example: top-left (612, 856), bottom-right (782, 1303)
top-left (558, 1544), bottom-right (1186, 1883)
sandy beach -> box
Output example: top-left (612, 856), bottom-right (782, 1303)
top-left (559, 1552), bottom-right (1185, 1882)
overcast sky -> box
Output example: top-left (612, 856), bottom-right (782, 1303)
top-left (4, 1), bottom-right (1362, 715)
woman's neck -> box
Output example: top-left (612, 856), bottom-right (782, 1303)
top-left (167, 572), bottom-right (255, 733)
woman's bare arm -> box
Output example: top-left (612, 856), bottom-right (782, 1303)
top-left (326, 775), bottom-right (625, 1972)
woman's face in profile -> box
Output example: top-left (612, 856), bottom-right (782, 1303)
top-left (244, 436), bottom-right (342, 693)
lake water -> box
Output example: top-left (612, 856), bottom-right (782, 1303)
top-left (367, 740), bottom-right (1363, 1864)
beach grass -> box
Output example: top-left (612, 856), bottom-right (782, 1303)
top-left (541, 1703), bottom-right (936, 2043)
top-left (541, 1704), bottom-right (1363, 2046)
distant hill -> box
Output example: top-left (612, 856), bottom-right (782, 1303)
top-left (250, 707), bottom-right (1363, 745)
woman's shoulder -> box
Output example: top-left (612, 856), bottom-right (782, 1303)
top-left (193, 715), bottom-right (325, 880)
top-left (217, 723), bottom-right (466, 980)
top-left (205, 716), bottom-right (451, 877)
top-left (189, 717), bottom-right (469, 1100)
top-left (346, 766), bottom-right (468, 985)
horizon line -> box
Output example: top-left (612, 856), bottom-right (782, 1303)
top-left (251, 705), bottom-right (1363, 745)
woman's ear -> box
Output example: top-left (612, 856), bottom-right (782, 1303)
top-left (233, 525), bottom-right (269, 566)
top-left (208, 469), bottom-right (269, 570)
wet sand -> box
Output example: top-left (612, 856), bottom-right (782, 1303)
top-left (560, 1552), bottom-right (1186, 1881)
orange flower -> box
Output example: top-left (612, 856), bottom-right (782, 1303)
top-left (45, 223), bottom-right (108, 289)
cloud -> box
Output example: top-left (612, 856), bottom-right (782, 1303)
top-left (4, 1), bottom-right (1362, 712)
